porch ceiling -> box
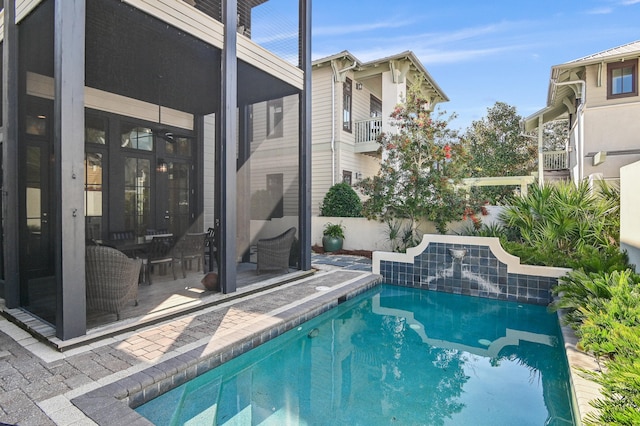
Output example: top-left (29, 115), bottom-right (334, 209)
top-left (24, 0), bottom-right (298, 117)
top-left (85, 0), bottom-right (219, 115)
top-left (86, 0), bottom-right (298, 114)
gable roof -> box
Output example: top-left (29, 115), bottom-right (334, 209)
top-left (312, 50), bottom-right (449, 104)
top-left (524, 40), bottom-right (640, 131)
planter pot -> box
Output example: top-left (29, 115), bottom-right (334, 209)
top-left (322, 235), bottom-right (343, 252)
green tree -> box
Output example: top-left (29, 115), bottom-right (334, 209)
top-left (466, 102), bottom-right (537, 204)
top-left (539, 119), bottom-right (569, 152)
top-left (357, 85), bottom-right (477, 235)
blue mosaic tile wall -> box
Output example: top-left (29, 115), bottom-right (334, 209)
top-left (379, 242), bottom-right (557, 305)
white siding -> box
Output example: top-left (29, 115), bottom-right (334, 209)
top-left (579, 63), bottom-right (640, 179)
top-left (311, 146), bottom-right (334, 215)
top-left (249, 95), bottom-right (300, 216)
top-left (311, 66), bottom-right (334, 147)
top-left (311, 67), bottom-right (384, 216)
top-left (585, 62), bottom-right (640, 108)
top-left (16, 0), bottom-right (40, 23)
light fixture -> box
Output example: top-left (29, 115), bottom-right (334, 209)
top-left (156, 158), bottom-right (168, 173)
top-left (355, 82), bottom-right (363, 90)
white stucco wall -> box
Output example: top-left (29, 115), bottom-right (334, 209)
top-left (620, 160), bottom-right (640, 271)
top-left (313, 207), bottom-right (505, 251)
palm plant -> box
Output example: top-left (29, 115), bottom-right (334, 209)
top-left (499, 180), bottom-right (621, 265)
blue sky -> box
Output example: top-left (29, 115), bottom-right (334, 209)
top-left (311, 0), bottom-right (640, 131)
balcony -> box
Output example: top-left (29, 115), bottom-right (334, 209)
top-left (354, 118), bottom-right (383, 154)
top-left (543, 150), bottom-right (568, 170)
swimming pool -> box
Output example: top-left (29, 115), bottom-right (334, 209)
top-left (136, 285), bottom-right (575, 425)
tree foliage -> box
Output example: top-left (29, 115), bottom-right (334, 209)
top-left (319, 182), bottom-right (362, 217)
top-left (538, 119), bottom-right (569, 152)
top-left (465, 102), bottom-right (537, 203)
top-left (357, 85), bottom-right (478, 235)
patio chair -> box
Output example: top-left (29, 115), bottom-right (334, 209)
top-left (85, 245), bottom-right (142, 320)
top-left (256, 227), bottom-right (296, 274)
top-left (204, 227), bottom-right (217, 271)
top-left (146, 235), bottom-right (178, 284)
top-left (176, 232), bottom-right (207, 276)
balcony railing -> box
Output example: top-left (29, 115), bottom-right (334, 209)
top-left (354, 118), bottom-right (383, 145)
top-left (543, 150), bottom-right (568, 170)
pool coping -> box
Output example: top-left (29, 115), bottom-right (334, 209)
top-left (558, 315), bottom-right (603, 424)
top-left (70, 273), bottom-right (383, 425)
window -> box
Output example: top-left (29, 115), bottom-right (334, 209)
top-left (608, 59), bottom-right (637, 99)
top-left (124, 157), bottom-right (151, 235)
top-left (267, 173), bottom-right (283, 219)
top-left (342, 170), bottom-right (352, 185)
top-left (85, 152), bottom-right (104, 240)
top-left (267, 99), bottom-right (283, 138)
top-left (343, 78), bottom-right (352, 132)
top-left (370, 95), bottom-right (382, 118)
top-left (86, 114), bottom-right (106, 144)
top-left (121, 124), bottom-right (153, 151)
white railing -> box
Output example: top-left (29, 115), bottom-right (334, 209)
top-left (354, 118), bottom-right (383, 145)
top-left (543, 150), bottom-right (568, 170)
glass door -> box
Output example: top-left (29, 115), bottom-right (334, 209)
top-left (20, 102), bottom-right (56, 324)
top-left (165, 160), bottom-right (192, 237)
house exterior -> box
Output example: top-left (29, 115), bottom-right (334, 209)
top-left (524, 40), bottom-right (640, 185)
top-left (311, 51), bottom-right (448, 215)
top-left (0, 0), bottom-right (311, 340)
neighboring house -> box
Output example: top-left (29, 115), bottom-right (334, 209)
top-left (524, 40), bottom-right (640, 185)
top-left (311, 51), bottom-right (448, 215)
top-left (0, 0), bottom-right (311, 340)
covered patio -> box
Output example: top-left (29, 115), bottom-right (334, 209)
top-left (1, 0), bottom-right (312, 340)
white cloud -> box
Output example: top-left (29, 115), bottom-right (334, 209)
top-left (313, 20), bottom-right (412, 37)
top-left (585, 7), bottom-right (613, 14)
top-left (621, 0), bottom-right (640, 5)
top-left (415, 46), bottom-right (526, 65)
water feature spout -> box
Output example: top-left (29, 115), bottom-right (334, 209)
top-left (448, 248), bottom-right (467, 279)
top-left (448, 248), bottom-right (467, 260)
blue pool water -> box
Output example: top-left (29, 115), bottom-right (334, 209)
top-left (136, 285), bottom-right (575, 425)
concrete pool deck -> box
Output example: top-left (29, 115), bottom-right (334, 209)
top-left (0, 254), bottom-right (601, 425)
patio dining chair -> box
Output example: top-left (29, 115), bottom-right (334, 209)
top-left (176, 232), bottom-right (207, 276)
top-left (145, 235), bottom-right (178, 284)
top-left (256, 227), bottom-right (296, 274)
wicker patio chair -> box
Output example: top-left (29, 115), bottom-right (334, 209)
top-left (256, 227), bottom-right (296, 274)
top-left (86, 245), bottom-right (142, 320)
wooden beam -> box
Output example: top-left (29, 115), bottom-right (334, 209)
top-left (218, 0), bottom-right (238, 294)
top-left (54, 0), bottom-right (86, 339)
top-left (2, 0), bottom-right (19, 308)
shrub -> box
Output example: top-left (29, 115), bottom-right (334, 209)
top-left (550, 269), bottom-right (640, 425)
top-left (320, 182), bottom-right (362, 217)
top-left (322, 222), bottom-right (345, 239)
top-left (384, 220), bottom-right (420, 253)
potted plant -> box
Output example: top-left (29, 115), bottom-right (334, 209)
top-left (322, 222), bottom-right (345, 252)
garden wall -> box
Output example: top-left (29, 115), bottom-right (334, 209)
top-left (620, 160), bottom-right (640, 272)
top-left (312, 206), bottom-right (504, 251)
